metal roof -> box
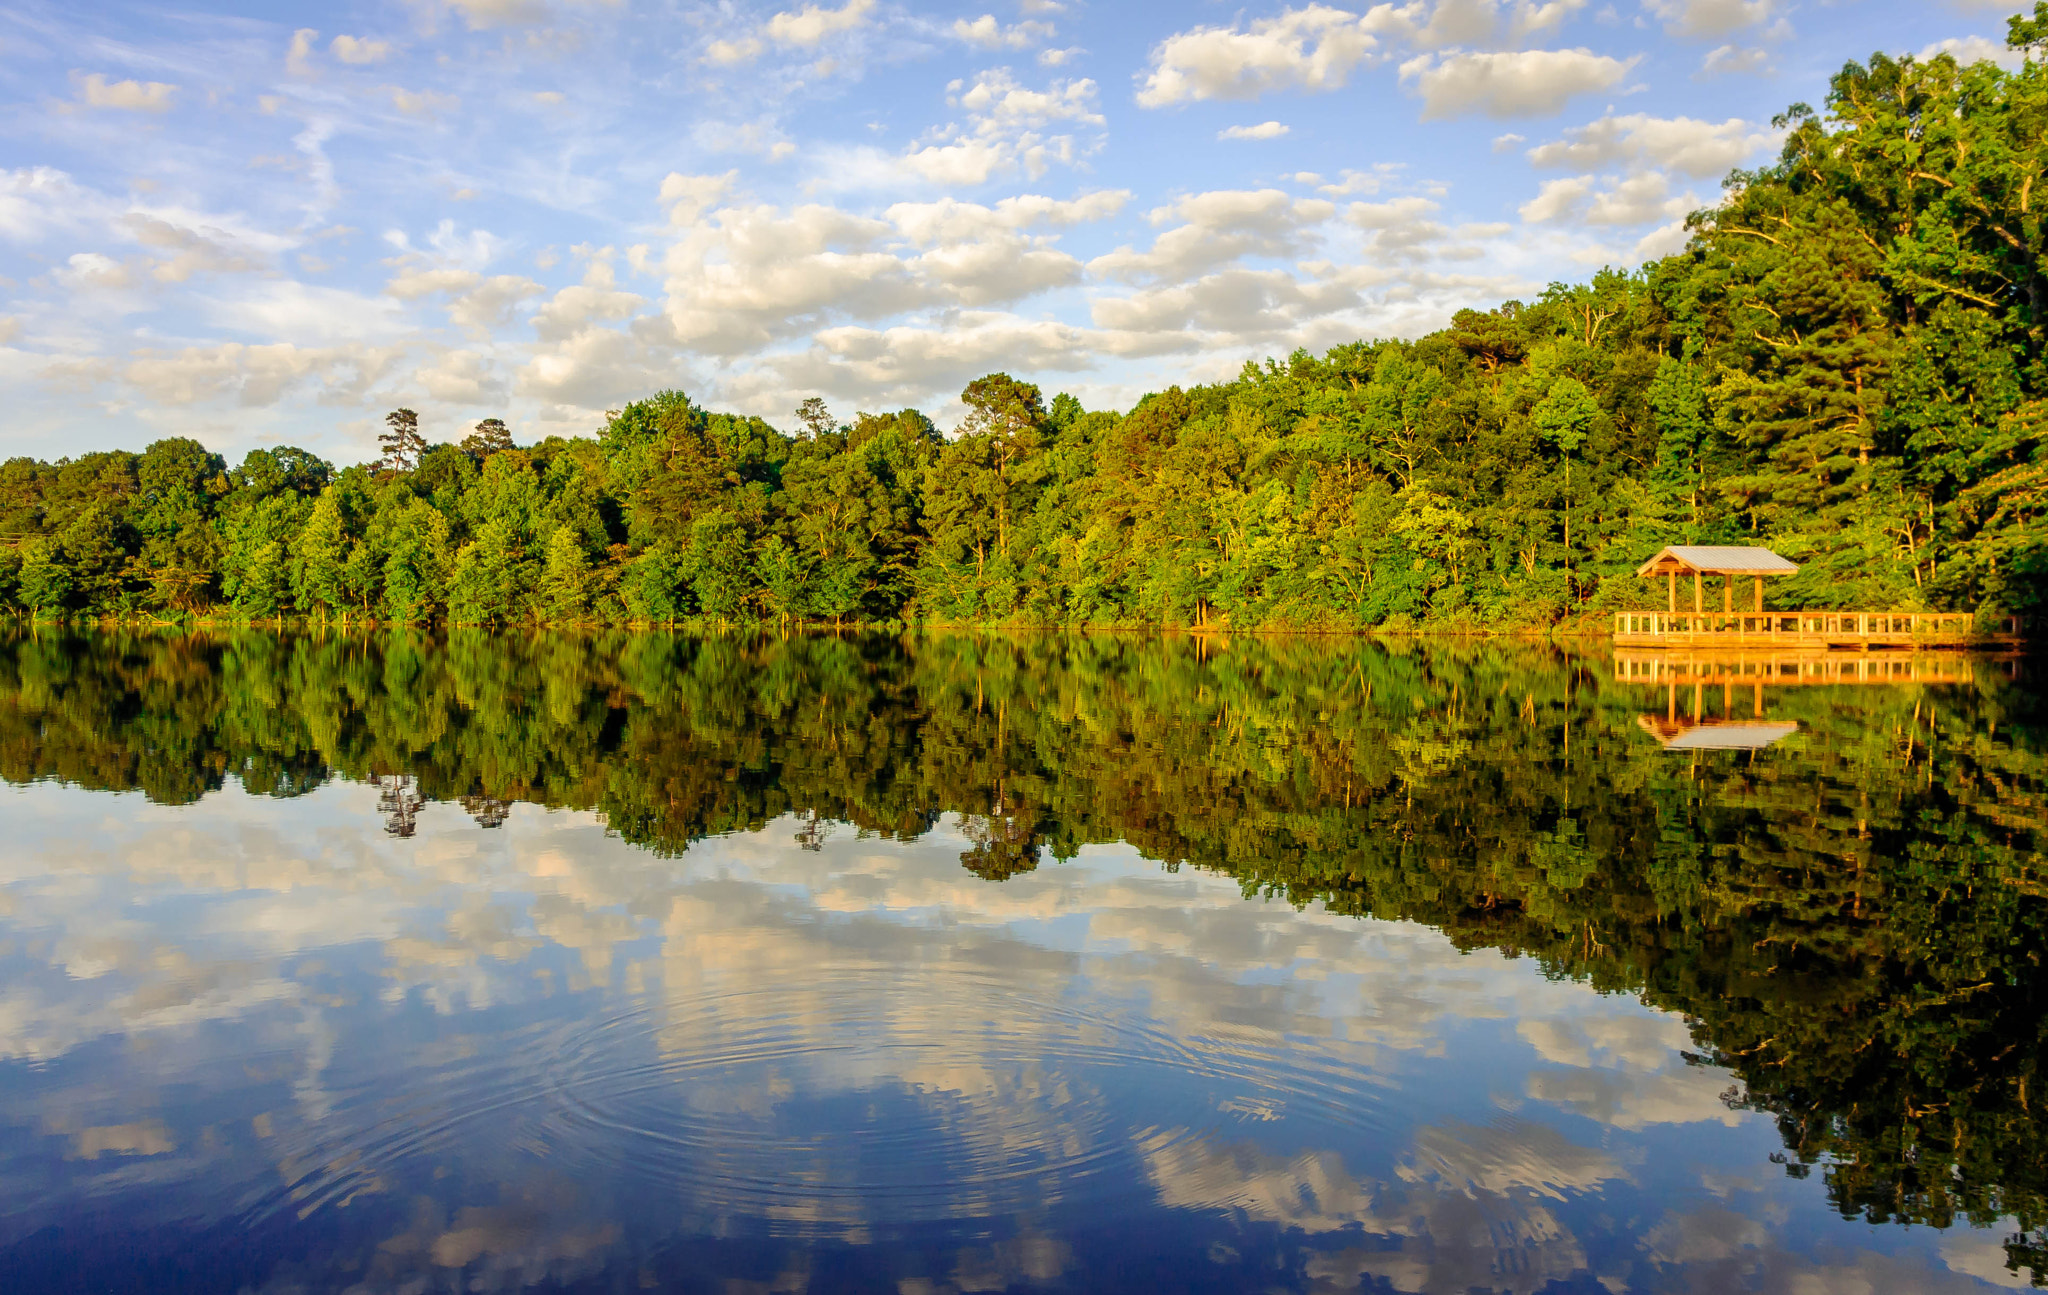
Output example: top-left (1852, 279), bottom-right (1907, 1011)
top-left (1636, 545), bottom-right (1799, 577)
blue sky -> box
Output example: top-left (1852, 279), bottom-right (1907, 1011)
top-left (0, 0), bottom-right (2024, 463)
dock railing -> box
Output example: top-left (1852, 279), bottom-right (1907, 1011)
top-left (1612, 610), bottom-right (2020, 648)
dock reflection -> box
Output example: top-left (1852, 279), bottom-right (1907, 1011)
top-left (1615, 650), bottom-right (2023, 752)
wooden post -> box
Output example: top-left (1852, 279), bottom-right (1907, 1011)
top-left (1693, 570), bottom-right (1702, 617)
top-left (1753, 576), bottom-right (1763, 613)
top-left (1667, 570), bottom-right (1676, 613)
top-left (1723, 576), bottom-right (1732, 616)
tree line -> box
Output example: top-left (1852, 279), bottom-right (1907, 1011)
top-left (4, 24), bottom-right (2048, 628)
top-left (4, 624), bottom-right (2046, 1273)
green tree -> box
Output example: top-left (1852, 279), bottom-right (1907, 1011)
top-left (538, 525), bottom-right (592, 622)
top-left (379, 409), bottom-right (427, 476)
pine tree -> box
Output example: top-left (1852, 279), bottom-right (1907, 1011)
top-left (462, 418), bottom-right (514, 462)
top-left (290, 494), bottom-right (351, 618)
top-left (539, 525), bottom-right (591, 622)
top-left (379, 409), bottom-right (427, 475)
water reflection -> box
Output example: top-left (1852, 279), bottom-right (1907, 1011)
top-left (0, 629), bottom-right (2042, 1292)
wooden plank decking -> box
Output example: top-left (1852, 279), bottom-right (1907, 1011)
top-left (1612, 610), bottom-right (2021, 649)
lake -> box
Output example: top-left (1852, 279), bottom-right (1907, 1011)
top-left (0, 628), bottom-right (2041, 1293)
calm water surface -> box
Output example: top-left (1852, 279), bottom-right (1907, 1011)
top-left (0, 630), bottom-right (2042, 1293)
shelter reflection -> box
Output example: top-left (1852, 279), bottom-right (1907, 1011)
top-left (1616, 649), bottom-right (2022, 752)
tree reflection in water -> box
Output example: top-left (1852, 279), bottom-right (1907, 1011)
top-left (0, 627), bottom-right (2043, 1283)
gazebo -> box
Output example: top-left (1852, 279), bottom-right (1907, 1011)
top-left (1635, 545), bottom-right (1798, 615)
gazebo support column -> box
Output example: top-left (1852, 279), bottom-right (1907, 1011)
top-left (1753, 576), bottom-right (1763, 613)
top-left (1693, 571), bottom-right (1702, 616)
top-left (1723, 576), bottom-right (1732, 615)
top-left (1667, 571), bottom-right (1676, 613)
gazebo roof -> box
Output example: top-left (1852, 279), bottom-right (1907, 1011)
top-left (1636, 545), bottom-right (1799, 578)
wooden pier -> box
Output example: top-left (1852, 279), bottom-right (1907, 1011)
top-left (1612, 610), bottom-right (2020, 649)
top-left (1621, 545), bottom-right (2022, 650)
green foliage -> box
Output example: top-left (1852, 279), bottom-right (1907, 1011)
top-left (5, 36), bottom-right (2048, 627)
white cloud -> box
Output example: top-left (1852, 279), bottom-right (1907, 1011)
top-left (389, 87), bottom-right (459, 117)
top-left (1090, 189), bottom-right (1334, 284)
top-left (885, 191), bottom-right (1127, 245)
top-left (900, 70), bottom-right (1104, 185)
top-left (124, 213), bottom-right (274, 282)
top-left (56, 251), bottom-right (138, 291)
top-left (1090, 266), bottom-right (1357, 338)
top-left (952, 15), bottom-right (1056, 49)
top-left (1525, 112), bottom-right (1775, 178)
top-left (659, 171), bottom-right (740, 226)
top-left (73, 73), bottom-right (178, 113)
top-left (531, 257), bottom-right (643, 342)
top-left (286, 29), bottom-right (319, 76)
top-left (441, 0), bottom-right (602, 29)
top-left (1136, 5), bottom-right (1382, 107)
top-left (1641, 0), bottom-right (1778, 38)
top-left (659, 202), bottom-right (918, 352)
top-left (448, 276), bottom-right (545, 331)
top-left (330, 35), bottom-right (395, 65)
top-left (1346, 196), bottom-right (1504, 262)
top-left (415, 348), bottom-right (506, 403)
top-left (0, 168), bottom-right (108, 243)
top-left (1399, 48), bottom-right (1636, 119)
top-left (205, 280), bottom-right (404, 346)
top-left (1364, 0), bottom-right (1596, 47)
top-left (1921, 35), bottom-right (2027, 69)
top-left (119, 340), bottom-right (407, 407)
top-left (1699, 43), bottom-right (1770, 75)
top-left (766, 0), bottom-right (875, 47)
top-left (705, 37), bottom-right (763, 65)
top-left (1520, 170), bottom-right (1692, 225)
top-left (1038, 47), bottom-right (1080, 67)
top-left (386, 266), bottom-right (484, 300)
top-left (1220, 121), bottom-right (1291, 140)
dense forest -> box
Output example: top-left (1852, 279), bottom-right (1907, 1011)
top-left (4, 626), bottom-right (2046, 1275)
top-left (4, 27), bottom-right (2048, 627)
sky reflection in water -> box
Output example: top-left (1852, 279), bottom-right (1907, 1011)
top-left (0, 635), bottom-right (2039, 1293)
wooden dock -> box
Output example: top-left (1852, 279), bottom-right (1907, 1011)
top-left (1612, 611), bottom-right (2021, 650)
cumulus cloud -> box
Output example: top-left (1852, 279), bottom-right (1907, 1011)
top-left (900, 70), bottom-right (1104, 185)
top-left (766, 0), bottom-right (875, 47)
top-left (72, 73), bottom-right (178, 113)
top-left (1921, 35), bottom-right (2027, 69)
top-left (1399, 48), bottom-right (1636, 119)
top-left (389, 87), bottom-right (460, 117)
top-left (1641, 0), bottom-right (1779, 38)
top-left (1345, 195), bottom-right (1507, 263)
top-left (952, 15), bottom-right (1056, 49)
top-left (1525, 112), bottom-right (1776, 178)
top-left (286, 28), bottom-right (319, 76)
top-left (120, 340), bottom-right (408, 407)
top-left (659, 202), bottom-right (916, 352)
top-left (705, 36), bottom-right (763, 65)
top-left (442, 0), bottom-right (616, 29)
top-left (531, 255), bottom-right (643, 342)
top-left (331, 35), bottom-right (395, 64)
top-left (1220, 121), bottom-right (1291, 140)
top-left (1699, 43), bottom-right (1771, 75)
top-left (1089, 189), bottom-right (1335, 284)
top-left (660, 171), bottom-right (739, 226)
top-left (1520, 170), bottom-right (1693, 225)
top-left (124, 213), bottom-right (275, 282)
top-left (1136, 5), bottom-right (1382, 107)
